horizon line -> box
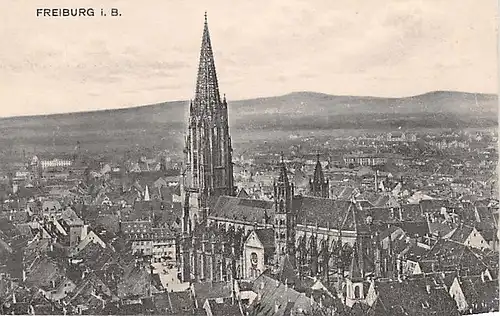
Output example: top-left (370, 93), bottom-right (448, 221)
top-left (1, 89), bottom-right (497, 120)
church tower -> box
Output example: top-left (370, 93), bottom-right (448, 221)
top-left (273, 155), bottom-right (295, 265)
top-left (182, 13), bottom-right (235, 232)
top-left (345, 242), bottom-right (366, 307)
top-left (309, 154), bottom-right (329, 198)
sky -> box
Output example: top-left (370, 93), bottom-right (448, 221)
top-left (0, 0), bottom-right (497, 117)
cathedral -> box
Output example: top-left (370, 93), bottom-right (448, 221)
top-left (179, 14), bottom-right (382, 286)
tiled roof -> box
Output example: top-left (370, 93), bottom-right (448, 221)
top-left (371, 279), bottom-right (460, 316)
top-left (168, 291), bottom-right (194, 314)
top-left (133, 200), bottom-right (163, 212)
top-left (456, 275), bottom-right (499, 313)
top-left (293, 196), bottom-right (360, 231)
top-left (153, 291), bottom-right (193, 314)
top-left (0, 220), bottom-right (23, 240)
top-left (117, 263), bottom-right (152, 298)
top-left (378, 226), bottom-right (403, 241)
top-left (250, 274), bottom-right (317, 316)
top-left (420, 199), bottom-right (449, 213)
top-left (277, 254), bottom-right (298, 285)
top-left (68, 273), bottom-right (114, 310)
top-left (14, 223), bottom-right (34, 238)
top-left (422, 239), bottom-right (491, 275)
top-left (401, 204), bottom-right (424, 221)
top-left (255, 228), bottom-right (275, 249)
top-left (358, 200), bottom-right (374, 209)
top-left (25, 257), bottom-right (64, 289)
top-left (428, 220), bottom-right (457, 237)
top-left (449, 225), bottom-right (475, 244)
top-left (404, 243), bottom-right (431, 262)
top-left (207, 299), bottom-right (243, 316)
top-left (475, 205), bottom-right (497, 230)
top-left (367, 207), bottom-right (393, 223)
top-left (393, 221), bottom-right (429, 237)
top-left (193, 281), bottom-right (233, 304)
top-left (210, 196), bottom-right (274, 224)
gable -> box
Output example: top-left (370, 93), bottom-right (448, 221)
top-left (245, 231), bottom-right (264, 249)
top-left (464, 228), bottom-right (490, 250)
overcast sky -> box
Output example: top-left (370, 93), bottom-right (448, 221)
top-left (0, 0), bottom-right (497, 117)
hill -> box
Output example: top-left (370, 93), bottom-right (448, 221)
top-left (0, 91), bottom-right (496, 160)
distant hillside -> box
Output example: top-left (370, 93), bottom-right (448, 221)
top-left (0, 91), bottom-right (496, 158)
top-left (228, 91), bottom-right (498, 130)
top-left (1, 90), bottom-right (496, 128)
top-left (232, 91), bottom-right (498, 117)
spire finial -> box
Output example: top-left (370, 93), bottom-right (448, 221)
top-left (204, 11), bottom-right (208, 23)
top-left (280, 152), bottom-right (284, 163)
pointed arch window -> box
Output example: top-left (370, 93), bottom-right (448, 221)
top-left (354, 285), bottom-right (361, 299)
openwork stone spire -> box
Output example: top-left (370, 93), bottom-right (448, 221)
top-left (184, 13), bottom-right (234, 201)
top-left (193, 12), bottom-right (222, 116)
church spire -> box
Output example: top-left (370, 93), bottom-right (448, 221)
top-left (313, 153), bottom-right (325, 184)
top-left (183, 12), bottom-right (234, 202)
top-left (278, 152), bottom-right (289, 186)
top-left (310, 154), bottom-right (329, 198)
top-left (194, 11), bottom-right (221, 115)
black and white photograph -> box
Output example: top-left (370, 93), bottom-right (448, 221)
top-left (0, 0), bottom-right (498, 315)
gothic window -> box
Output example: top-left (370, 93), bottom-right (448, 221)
top-left (251, 252), bottom-right (258, 268)
top-left (354, 285), bottom-right (361, 299)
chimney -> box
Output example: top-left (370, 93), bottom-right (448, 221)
top-left (426, 284), bottom-right (431, 294)
top-left (22, 269), bottom-right (26, 282)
